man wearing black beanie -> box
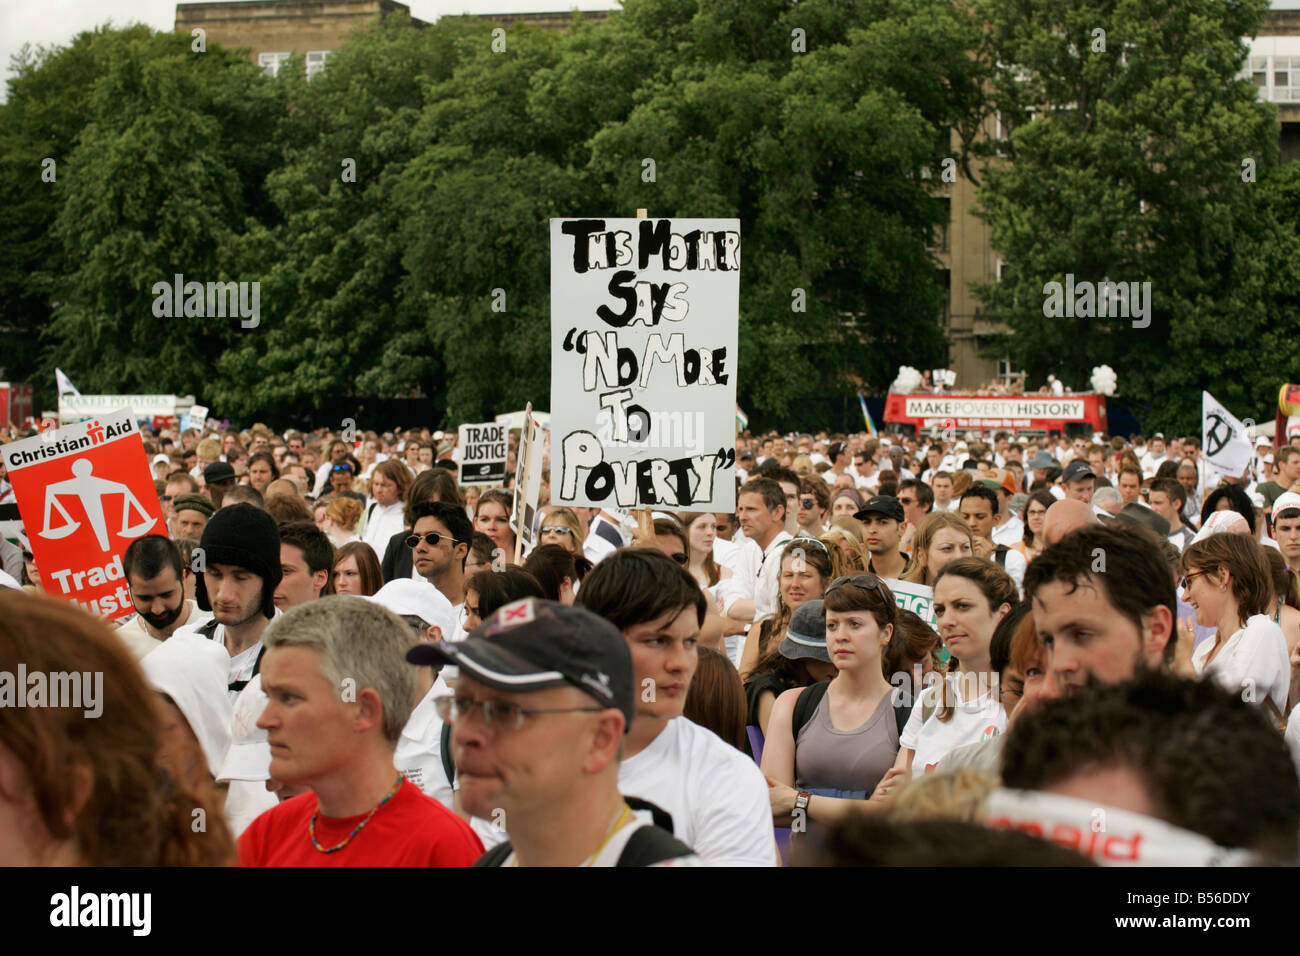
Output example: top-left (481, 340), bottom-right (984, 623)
top-left (175, 502), bottom-right (284, 698)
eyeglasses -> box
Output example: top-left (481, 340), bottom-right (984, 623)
top-left (788, 537), bottom-right (830, 554)
top-left (331, 464), bottom-right (353, 473)
top-left (1179, 570), bottom-right (1208, 591)
top-left (406, 531), bottom-right (462, 549)
top-left (434, 695), bottom-right (602, 731)
top-left (539, 526), bottom-right (572, 536)
top-left (799, 497), bottom-right (816, 509)
top-left (825, 573), bottom-right (883, 594)
top-left (671, 552), bottom-right (688, 565)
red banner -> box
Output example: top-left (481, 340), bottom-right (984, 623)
top-left (3, 409), bottom-right (165, 620)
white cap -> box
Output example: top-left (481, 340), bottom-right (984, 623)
top-left (1256, 436), bottom-right (1271, 447)
top-left (433, 430), bottom-right (445, 441)
top-left (1192, 510), bottom-right (1250, 543)
top-left (218, 674), bottom-right (271, 783)
top-left (152, 453), bottom-right (172, 466)
top-left (368, 579), bottom-right (457, 641)
top-left (1273, 492), bottom-right (1300, 517)
top-left (141, 634), bottom-right (233, 778)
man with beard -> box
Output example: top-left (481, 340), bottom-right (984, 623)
top-left (175, 502), bottom-right (284, 700)
top-left (1023, 523), bottom-right (1175, 699)
top-left (115, 535), bottom-right (213, 660)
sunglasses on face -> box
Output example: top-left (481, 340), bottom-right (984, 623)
top-left (332, 464), bottom-right (353, 473)
top-left (406, 531), bottom-right (461, 549)
top-left (669, 552), bottom-right (688, 565)
top-left (1179, 570), bottom-right (1207, 591)
top-left (799, 497), bottom-right (816, 509)
top-left (540, 526), bottom-right (573, 536)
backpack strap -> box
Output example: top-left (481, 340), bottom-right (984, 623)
top-left (197, 617), bottom-right (220, 640)
top-left (792, 680), bottom-right (831, 738)
top-left (228, 644), bottom-right (267, 696)
top-left (440, 720), bottom-right (456, 785)
top-left (473, 842), bottom-right (514, 867)
top-left (615, 824), bottom-right (696, 867)
top-left (993, 545), bottom-right (1008, 567)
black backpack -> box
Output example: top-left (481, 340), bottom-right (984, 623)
top-left (791, 680), bottom-right (912, 740)
top-left (473, 797), bottom-right (693, 867)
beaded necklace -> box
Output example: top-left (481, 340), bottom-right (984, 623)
top-left (309, 774), bottom-right (403, 854)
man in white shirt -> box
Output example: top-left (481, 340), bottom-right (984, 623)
top-left (174, 502), bottom-right (284, 700)
top-left (823, 442), bottom-right (851, 487)
top-left (117, 534), bottom-right (212, 660)
top-left (722, 478), bottom-right (793, 627)
top-left (1140, 433), bottom-right (1168, 478)
top-left (577, 549), bottom-right (776, 865)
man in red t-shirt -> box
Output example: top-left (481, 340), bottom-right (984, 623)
top-left (237, 596), bottom-right (483, 866)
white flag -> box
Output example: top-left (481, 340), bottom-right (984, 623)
top-left (1202, 391), bottom-right (1252, 479)
top-left (55, 368), bottom-right (80, 397)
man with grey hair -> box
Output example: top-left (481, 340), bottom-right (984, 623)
top-left (1091, 485), bottom-right (1123, 518)
top-left (237, 596), bottom-right (483, 866)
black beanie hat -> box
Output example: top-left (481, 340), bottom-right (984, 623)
top-left (194, 503), bottom-right (282, 619)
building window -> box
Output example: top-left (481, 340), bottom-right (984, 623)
top-left (1244, 55), bottom-right (1300, 102)
top-left (307, 50), bottom-right (333, 80)
top-left (259, 52), bottom-right (291, 78)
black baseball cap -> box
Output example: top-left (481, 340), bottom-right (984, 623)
top-left (203, 461), bottom-right (236, 485)
top-left (854, 495), bottom-right (905, 524)
top-left (406, 598), bottom-right (636, 731)
top-left (1061, 460), bottom-right (1096, 484)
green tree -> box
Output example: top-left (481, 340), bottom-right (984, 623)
top-left (972, 0), bottom-right (1300, 433)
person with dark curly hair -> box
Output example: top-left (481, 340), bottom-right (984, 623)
top-left (1002, 670), bottom-right (1300, 860)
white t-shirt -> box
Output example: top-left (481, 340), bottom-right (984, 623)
top-left (991, 514), bottom-right (1024, 548)
top-left (1191, 614), bottom-right (1289, 713)
top-left (114, 601), bottom-right (212, 661)
top-left (900, 676), bottom-right (1006, 774)
top-left (394, 675), bottom-right (454, 810)
top-left (618, 717), bottom-right (775, 866)
top-left (361, 501), bottom-right (406, 554)
top-left (174, 609), bottom-right (282, 702)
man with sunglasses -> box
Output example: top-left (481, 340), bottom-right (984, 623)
top-left (327, 460), bottom-right (364, 501)
top-left (412, 598), bottom-right (700, 866)
top-left (408, 501), bottom-right (472, 616)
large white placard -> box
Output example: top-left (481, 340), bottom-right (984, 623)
top-left (550, 217), bottom-right (740, 512)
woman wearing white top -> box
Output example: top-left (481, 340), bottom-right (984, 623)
top-left (361, 459), bottom-right (411, 556)
top-left (890, 557), bottom-right (1015, 781)
top-left (1181, 532), bottom-right (1290, 717)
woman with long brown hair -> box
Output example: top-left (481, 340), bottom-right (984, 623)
top-left (0, 591), bottom-right (234, 865)
top-left (738, 538), bottom-right (834, 681)
top-left (900, 512), bottom-right (973, 587)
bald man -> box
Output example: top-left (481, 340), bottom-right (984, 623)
top-left (1041, 498), bottom-right (1100, 548)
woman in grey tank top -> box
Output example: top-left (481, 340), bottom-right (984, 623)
top-left (761, 577), bottom-right (904, 829)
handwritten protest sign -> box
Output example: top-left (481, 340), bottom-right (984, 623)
top-left (550, 217), bottom-right (740, 511)
top-left (4, 410), bottom-right (164, 620)
top-left (459, 421), bottom-right (508, 485)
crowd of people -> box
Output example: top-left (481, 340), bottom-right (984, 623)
top-left (2, 419), bottom-right (1299, 867)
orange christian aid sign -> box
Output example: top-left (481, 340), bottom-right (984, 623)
top-left (4, 409), bottom-right (165, 620)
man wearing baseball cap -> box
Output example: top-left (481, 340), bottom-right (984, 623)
top-left (175, 502), bottom-right (284, 699)
top-left (204, 461), bottom-right (238, 508)
top-left (1271, 491), bottom-right (1300, 571)
top-left (1060, 458), bottom-right (1096, 506)
top-left (854, 496), bottom-right (909, 580)
top-left (413, 598), bottom-right (700, 866)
